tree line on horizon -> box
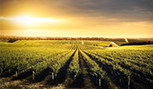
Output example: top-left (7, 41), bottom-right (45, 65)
top-left (0, 36), bottom-right (126, 41)
top-left (0, 36), bottom-right (153, 45)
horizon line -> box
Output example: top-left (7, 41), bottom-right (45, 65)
top-left (0, 35), bottom-right (153, 39)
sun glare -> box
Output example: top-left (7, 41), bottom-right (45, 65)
top-left (0, 15), bottom-right (61, 24)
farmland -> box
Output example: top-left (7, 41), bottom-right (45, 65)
top-left (0, 40), bottom-right (153, 89)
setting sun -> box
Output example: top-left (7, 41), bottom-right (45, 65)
top-left (0, 0), bottom-right (153, 38)
top-left (0, 15), bottom-right (62, 25)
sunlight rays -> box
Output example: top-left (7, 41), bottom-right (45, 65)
top-left (0, 15), bottom-right (62, 25)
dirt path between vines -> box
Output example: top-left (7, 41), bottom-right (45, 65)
top-left (78, 51), bottom-right (96, 89)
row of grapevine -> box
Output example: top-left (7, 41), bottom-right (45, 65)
top-left (0, 40), bottom-right (76, 77)
top-left (88, 50), bottom-right (153, 80)
top-left (48, 50), bottom-right (76, 79)
top-left (84, 47), bottom-right (153, 88)
top-left (67, 49), bottom-right (81, 77)
top-left (80, 50), bottom-right (106, 87)
top-left (83, 50), bottom-right (135, 88)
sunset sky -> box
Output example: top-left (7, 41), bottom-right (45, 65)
top-left (0, 0), bottom-right (153, 38)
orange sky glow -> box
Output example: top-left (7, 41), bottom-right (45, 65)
top-left (0, 0), bottom-right (153, 38)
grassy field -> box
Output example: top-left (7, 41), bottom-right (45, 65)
top-left (0, 40), bottom-right (153, 89)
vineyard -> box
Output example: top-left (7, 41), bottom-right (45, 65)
top-left (0, 40), bottom-right (153, 89)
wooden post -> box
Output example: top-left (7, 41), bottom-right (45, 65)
top-left (0, 68), bottom-right (2, 74)
top-left (99, 79), bottom-right (101, 86)
top-left (82, 41), bottom-right (84, 45)
top-left (33, 71), bottom-right (35, 80)
top-left (74, 74), bottom-right (76, 80)
top-left (9, 69), bottom-right (11, 73)
top-left (0, 68), bottom-right (2, 76)
top-left (52, 72), bottom-right (54, 80)
top-left (55, 73), bottom-right (57, 77)
top-left (128, 76), bottom-right (130, 89)
top-left (16, 71), bottom-right (18, 77)
top-left (120, 78), bottom-right (121, 83)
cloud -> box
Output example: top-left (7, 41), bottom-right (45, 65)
top-left (46, 0), bottom-right (153, 22)
top-left (1, 0), bottom-right (153, 22)
top-left (1, 0), bottom-right (153, 30)
top-left (0, 0), bottom-right (153, 37)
